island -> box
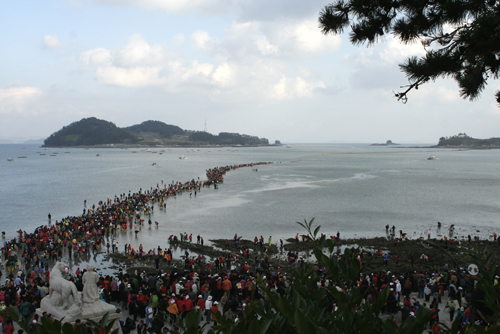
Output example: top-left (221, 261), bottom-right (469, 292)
top-left (43, 117), bottom-right (274, 147)
top-left (371, 140), bottom-right (399, 146)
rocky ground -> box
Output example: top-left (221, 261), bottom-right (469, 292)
top-left (106, 236), bottom-right (500, 276)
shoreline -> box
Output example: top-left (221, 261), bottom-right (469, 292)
top-left (403, 145), bottom-right (500, 150)
top-left (39, 144), bottom-right (284, 149)
top-left (21, 231), bottom-right (493, 283)
top-left (5, 223), bottom-right (498, 285)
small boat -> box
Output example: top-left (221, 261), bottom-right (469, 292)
top-left (7, 158), bottom-right (14, 161)
top-left (179, 156), bottom-right (187, 160)
top-left (286, 145), bottom-right (291, 148)
top-left (50, 154), bottom-right (57, 157)
top-left (96, 154), bottom-right (102, 157)
top-left (427, 155), bottom-right (437, 160)
top-left (152, 163), bottom-right (157, 166)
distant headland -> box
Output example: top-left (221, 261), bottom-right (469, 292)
top-left (434, 133), bottom-right (500, 149)
top-left (43, 117), bottom-right (280, 148)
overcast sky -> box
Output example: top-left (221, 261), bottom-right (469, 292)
top-left (1, 0), bottom-right (499, 144)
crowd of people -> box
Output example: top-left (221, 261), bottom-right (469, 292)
top-left (0, 241), bottom-right (494, 334)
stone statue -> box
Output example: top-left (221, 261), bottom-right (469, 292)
top-left (42, 261), bottom-right (81, 318)
top-left (82, 263), bottom-right (99, 304)
top-left (38, 262), bottom-right (121, 333)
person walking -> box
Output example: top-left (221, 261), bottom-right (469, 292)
top-left (167, 296), bottom-right (179, 324)
top-left (222, 276), bottom-right (232, 299)
top-left (204, 296), bottom-right (213, 322)
top-left (145, 302), bottom-right (154, 328)
top-left (446, 299), bottom-right (456, 322)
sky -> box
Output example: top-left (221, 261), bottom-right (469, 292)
top-left (1, 0), bottom-right (499, 144)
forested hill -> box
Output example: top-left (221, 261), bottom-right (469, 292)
top-left (124, 120), bottom-right (184, 138)
top-left (437, 133), bottom-right (500, 147)
top-left (43, 117), bottom-right (139, 147)
top-left (43, 117), bottom-right (271, 147)
top-left (188, 131), bottom-right (269, 146)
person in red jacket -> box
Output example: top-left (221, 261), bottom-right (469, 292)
top-left (2, 320), bottom-right (14, 334)
top-left (197, 295), bottom-right (205, 311)
top-left (137, 291), bottom-right (149, 318)
top-left (211, 301), bottom-right (220, 325)
top-left (176, 297), bottom-right (185, 319)
top-left (183, 295), bottom-right (193, 319)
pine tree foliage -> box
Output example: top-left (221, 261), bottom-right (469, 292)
top-left (319, 0), bottom-right (500, 106)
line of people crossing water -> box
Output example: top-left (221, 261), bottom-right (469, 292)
top-left (1, 162), bottom-right (273, 278)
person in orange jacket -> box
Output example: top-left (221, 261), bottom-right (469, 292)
top-left (167, 296), bottom-right (179, 324)
top-left (222, 277), bottom-right (232, 298)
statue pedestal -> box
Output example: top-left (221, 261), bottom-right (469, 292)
top-left (37, 300), bottom-right (122, 334)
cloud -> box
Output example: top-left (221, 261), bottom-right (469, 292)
top-left (173, 33), bottom-right (185, 46)
top-left (96, 0), bottom-right (226, 13)
top-left (255, 36), bottom-right (278, 55)
top-left (115, 33), bottom-right (164, 66)
top-left (410, 84), bottom-right (460, 106)
top-left (80, 48), bottom-right (112, 65)
top-left (92, 0), bottom-right (328, 20)
top-left (43, 35), bottom-right (63, 49)
top-left (0, 86), bottom-right (43, 114)
top-left (191, 30), bottom-right (213, 50)
top-left (78, 19), bottom-right (337, 100)
top-left (380, 37), bottom-right (426, 64)
top-left (81, 34), bottom-right (166, 67)
top-left (348, 36), bottom-right (425, 69)
top-left (190, 30), bottom-right (226, 60)
top-left (227, 20), bottom-right (341, 59)
top-left (270, 76), bottom-right (326, 99)
top-left (344, 35), bottom-right (427, 92)
top-left (285, 20), bottom-right (341, 54)
top-left (96, 66), bottom-right (166, 87)
top-left (434, 86), bottom-right (459, 103)
top-left (211, 63), bottom-right (234, 87)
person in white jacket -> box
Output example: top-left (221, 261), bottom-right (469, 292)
top-left (205, 296), bottom-right (213, 322)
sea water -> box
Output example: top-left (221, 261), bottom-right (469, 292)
top-left (1, 143), bottom-right (499, 253)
